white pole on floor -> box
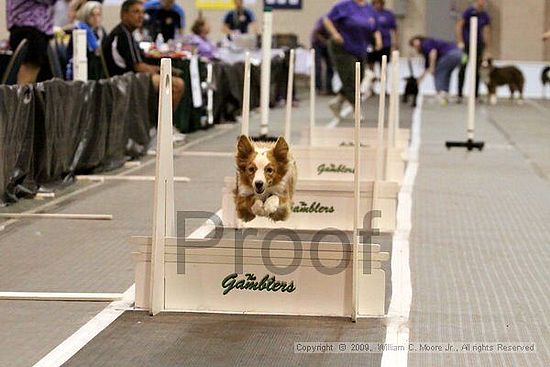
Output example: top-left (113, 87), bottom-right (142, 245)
top-left (284, 49), bottom-right (295, 143)
top-left (467, 17), bottom-right (478, 141)
top-left (241, 52), bottom-right (251, 136)
top-left (73, 29), bottom-right (87, 81)
top-left (0, 213), bottom-right (112, 220)
top-left (149, 58), bottom-right (176, 316)
top-left (309, 48), bottom-right (316, 145)
top-left (376, 56), bottom-right (388, 182)
top-left (207, 63), bottom-right (214, 127)
top-left (352, 61), bottom-right (361, 323)
top-left (259, 8), bottom-right (273, 137)
top-left (392, 50), bottom-right (400, 148)
top-left (446, 16), bottom-right (484, 150)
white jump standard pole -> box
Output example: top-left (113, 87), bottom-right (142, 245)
top-left (352, 62), bottom-right (361, 322)
top-left (284, 49), bottom-right (296, 142)
top-left (445, 16), bottom-right (484, 151)
top-left (259, 7), bottom-right (273, 140)
top-left (309, 48), bottom-right (316, 145)
top-left (241, 52), bottom-right (251, 136)
top-left (149, 58), bottom-right (176, 316)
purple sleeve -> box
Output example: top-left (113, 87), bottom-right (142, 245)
top-left (462, 7), bottom-right (472, 21)
top-left (327, 3), bottom-right (345, 23)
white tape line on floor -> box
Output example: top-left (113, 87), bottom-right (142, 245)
top-left (381, 95), bottom-right (423, 367)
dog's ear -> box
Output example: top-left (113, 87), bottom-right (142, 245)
top-left (237, 135), bottom-right (254, 158)
top-left (272, 137), bottom-right (289, 161)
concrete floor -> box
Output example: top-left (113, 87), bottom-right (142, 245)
top-left (0, 94), bottom-right (549, 367)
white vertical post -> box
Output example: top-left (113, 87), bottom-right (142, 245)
top-left (392, 51), bottom-right (401, 148)
top-left (387, 55), bottom-right (396, 150)
top-left (206, 63), bottom-right (214, 126)
top-left (149, 58), bottom-right (175, 316)
top-left (73, 29), bottom-right (87, 81)
top-left (352, 62), bottom-right (361, 322)
top-left (309, 48), bottom-right (316, 145)
top-left (376, 56), bottom-right (388, 182)
top-left (391, 50), bottom-right (400, 148)
top-left (241, 52), bottom-right (251, 136)
top-left (467, 17), bottom-right (478, 140)
top-left (284, 49), bottom-right (295, 143)
top-left (260, 8), bottom-right (273, 137)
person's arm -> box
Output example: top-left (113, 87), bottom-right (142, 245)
top-left (483, 24), bottom-right (491, 58)
top-left (135, 62), bottom-right (160, 74)
top-left (418, 49), bottom-right (437, 83)
top-left (542, 30), bottom-right (550, 40)
top-left (323, 16), bottom-right (343, 44)
top-left (456, 18), bottom-right (465, 49)
top-left (390, 29), bottom-right (398, 50)
top-left (374, 31), bottom-right (382, 51)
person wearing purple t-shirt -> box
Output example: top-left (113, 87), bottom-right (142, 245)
top-left (323, 0), bottom-right (382, 118)
top-left (410, 36), bottom-right (462, 105)
top-left (456, 0), bottom-right (491, 101)
top-left (368, 0), bottom-right (398, 67)
top-left (7, 0), bottom-right (58, 84)
top-left (311, 17), bottom-right (334, 94)
top-left (190, 17), bottom-right (219, 61)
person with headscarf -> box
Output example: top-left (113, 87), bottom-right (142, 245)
top-left (66, 1), bottom-right (106, 80)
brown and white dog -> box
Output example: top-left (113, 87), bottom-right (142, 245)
top-left (480, 59), bottom-right (525, 105)
top-left (234, 135), bottom-right (297, 222)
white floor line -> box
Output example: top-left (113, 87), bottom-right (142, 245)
top-left (32, 285), bottom-right (135, 367)
top-left (381, 95), bottom-right (423, 367)
top-left (32, 210), bottom-right (221, 367)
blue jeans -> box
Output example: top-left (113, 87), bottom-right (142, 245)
top-left (434, 49), bottom-right (462, 93)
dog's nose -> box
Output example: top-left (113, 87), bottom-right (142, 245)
top-left (254, 181), bottom-right (264, 192)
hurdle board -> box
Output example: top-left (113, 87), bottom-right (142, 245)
top-left (131, 235), bottom-right (389, 317)
top-left (305, 126), bottom-right (410, 149)
top-left (291, 146), bottom-right (405, 184)
top-left (222, 178), bottom-right (399, 232)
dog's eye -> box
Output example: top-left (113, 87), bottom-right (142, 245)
top-left (248, 166), bottom-right (255, 173)
top-left (265, 167), bottom-right (274, 174)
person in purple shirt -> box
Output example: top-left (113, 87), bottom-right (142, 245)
top-left (311, 17), bottom-right (333, 94)
top-left (456, 0), bottom-right (491, 101)
top-left (7, 0), bottom-right (58, 84)
top-left (410, 36), bottom-right (462, 105)
top-left (368, 0), bottom-right (398, 67)
top-left (190, 17), bottom-right (219, 61)
top-left (323, 0), bottom-right (382, 118)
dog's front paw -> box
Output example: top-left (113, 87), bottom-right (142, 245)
top-left (251, 199), bottom-right (267, 217)
top-left (263, 196), bottom-right (280, 214)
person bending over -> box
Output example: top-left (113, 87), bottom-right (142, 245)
top-left (103, 0), bottom-right (184, 109)
top-left (323, 0), bottom-right (382, 118)
top-left (410, 36), bottom-right (462, 105)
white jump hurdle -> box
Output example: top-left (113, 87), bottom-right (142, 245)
top-left (283, 54), bottom-right (405, 185)
top-left (132, 59), bottom-right (390, 320)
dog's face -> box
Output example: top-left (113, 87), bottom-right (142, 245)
top-left (236, 135), bottom-right (289, 195)
top-left (480, 58), bottom-right (493, 84)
